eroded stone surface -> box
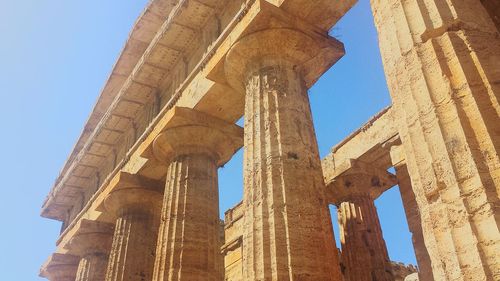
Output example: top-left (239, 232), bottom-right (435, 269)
top-left (224, 27), bottom-right (344, 280)
top-left (371, 0), bottom-right (500, 279)
top-left (40, 1), bottom-right (500, 281)
top-left (101, 174), bottom-right (163, 281)
top-left (144, 108), bottom-right (243, 281)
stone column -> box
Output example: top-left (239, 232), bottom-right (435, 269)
top-left (66, 220), bottom-right (114, 281)
top-left (145, 107), bottom-right (242, 281)
top-left (224, 28), bottom-right (345, 280)
top-left (101, 174), bottom-right (163, 281)
top-left (393, 162), bottom-right (433, 281)
top-left (40, 253), bottom-right (79, 281)
top-left (370, 0), bottom-right (500, 279)
top-left (328, 160), bottom-right (396, 281)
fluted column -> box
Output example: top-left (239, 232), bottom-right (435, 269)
top-left (144, 107), bottom-right (243, 281)
top-left (101, 174), bottom-right (163, 281)
top-left (370, 0), bottom-right (500, 279)
top-left (224, 28), bottom-right (345, 280)
top-left (40, 253), bottom-right (79, 281)
top-left (66, 220), bottom-right (114, 281)
top-left (328, 161), bottom-right (396, 281)
top-left (338, 197), bottom-right (392, 281)
top-left (394, 163), bottom-right (433, 281)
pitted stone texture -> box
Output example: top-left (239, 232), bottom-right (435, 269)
top-left (101, 175), bottom-right (163, 281)
top-left (152, 154), bottom-right (221, 281)
top-left (225, 29), bottom-right (343, 280)
top-left (105, 211), bottom-right (159, 281)
top-left (338, 198), bottom-right (394, 281)
top-left (371, 0), bottom-right (500, 279)
top-left (394, 164), bottom-right (433, 281)
top-left (327, 161), bottom-right (395, 281)
top-left (142, 107), bottom-right (243, 281)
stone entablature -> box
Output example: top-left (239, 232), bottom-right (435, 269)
top-left (42, 0), bottom-right (255, 230)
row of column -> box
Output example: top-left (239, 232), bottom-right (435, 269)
top-left (43, 23), bottom-right (348, 281)
top-left (43, 0), bottom-right (500, 277)
top-left (43, 109), bottom-right (244, 281)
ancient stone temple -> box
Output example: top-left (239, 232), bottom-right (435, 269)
top-left (39, 0), bottom-right (499, 281)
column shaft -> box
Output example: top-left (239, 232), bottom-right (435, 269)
top-left (153, 154), bottom-right (220, 281)
top-left (338, 197), bottom-right (393, 281)
top-left (76, 254), bottom-right (108, 281)
top-left (395, 164), bottom-right (433, 281)
top-left (242, 60), bottom-right (341, 280)
top-left (371, 0), bottom-right (500, 279)
top-left (106, 211), bottom-right (158, 281)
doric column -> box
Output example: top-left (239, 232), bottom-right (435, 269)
top-left (393, 163), bottom-right (433, 281)
top-left (370, 0), bottom-right (500, 279)
top-left (224, 27), bottom-right (345, 280)
top-left (142, 107), bottom-right (242, 281)
top-left (65, 220), bottom-right (114, 281)
top-left (100, 173), bottom-right (163, 281)
top-left (40, 253), bottom-right (79, 281)
top-left (327, 160), bottom-right (397, 281)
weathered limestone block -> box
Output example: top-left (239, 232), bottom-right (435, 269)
top-left (40, 253), bottom-right (79, 281)
top-left (141, 107), bottom-right (243, 281)
top-left (371, 0), bottom-right (500, 279)
top-left (328, 160), bottom-right (397, 281)
top-left (65, 219), bottom-right (114, 281)
top-left (99, 173), bottom-right (163, 281)
top-left (223, 27), bottom-right (345, 280)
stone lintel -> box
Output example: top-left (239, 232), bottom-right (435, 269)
top-left (64, 219), bottom-right (114, 256)
top-left (40, 253), bottom-right (79, 279)
top-left (139, 107), bottom-right (243, 166)
top-left (326, 159), bottom-right (398, 205)
top-left (321, 107), bottom-right (400, 182)
top-left (207, 0), bottom-right (345, 91)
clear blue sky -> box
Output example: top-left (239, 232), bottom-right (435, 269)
top-left (0, 1), bottom-right (416, 280)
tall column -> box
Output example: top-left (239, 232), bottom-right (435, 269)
top-left (40, 253), bottom-right (79, 281)
top-left (394, 163), bottom-right (433, 281)
top-left (144, 107), bottom-right (242, 281)
top-left (224, 28), bottom-right (345, 280)
top-left (66, 220), bottom-right (114, 281)
top-left (370, 0), bottom-right (500, 279)
top-left (101, 173), bottom-right (163, 281)
top-left (328, 160), bottom-right (396, 281)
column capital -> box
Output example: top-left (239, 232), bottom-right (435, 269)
top-left (326, 159), bottom-right (398, 204)
top-left (206, 1), bottom-right (344, 93)
top-left (40, 253), bottom-right (79, 281)
top-left (98, 172), bottom-right (164, 217)
top-left (224, 27), bottom-right (344, 92)
top-left (65, 219), bottom-right (114, 256)
top-left (140, 107), bottom-right (243, 167)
